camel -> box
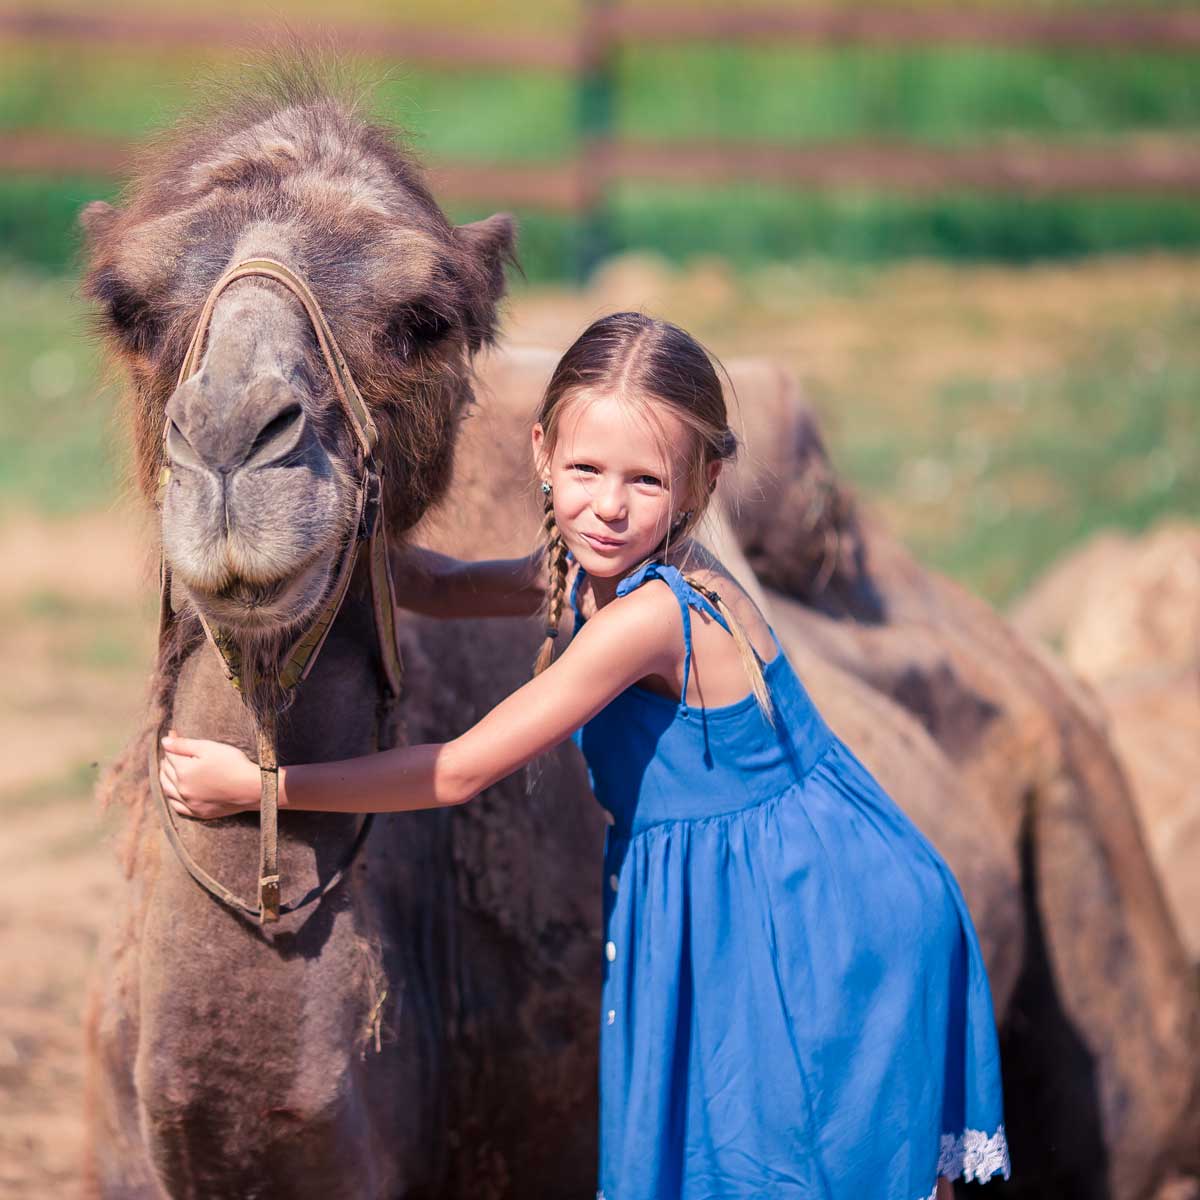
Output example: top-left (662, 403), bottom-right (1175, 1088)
top-left (79, 67), bottom-right (1198, 1199)
top-left (453, 348), bottom-right (1200, 1199)
top-left (1013, 523), bottom-right (1200, 965)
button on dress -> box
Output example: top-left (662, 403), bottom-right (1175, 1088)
top-left (569, 561), bottom-right (1009, 1200)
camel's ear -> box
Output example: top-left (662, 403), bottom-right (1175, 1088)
top-left (455, 213), bottom-right (517, 304)
top-left (85, 264), bottom-right (163, 357)
top-left (78, 200), bottom-right (118, 246)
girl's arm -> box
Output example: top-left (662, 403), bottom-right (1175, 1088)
top-left (160, 582), bottom-right (678, 820)
top-left (392, 544), bottom-right (545, 619)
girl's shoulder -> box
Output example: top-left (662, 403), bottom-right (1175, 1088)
top-left (562, 572), bottom-right (691, 693)
top-left (567, 561), bottom-right (691, 654)
top-left (617, 575), bottom-right (688, 623)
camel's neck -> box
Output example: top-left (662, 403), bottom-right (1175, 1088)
top-left (171, 572), bottom-right (388, 780)
top-left (159, 576), bottom-right (387, 914)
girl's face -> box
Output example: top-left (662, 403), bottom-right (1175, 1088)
top-left (532, 391), bottom-right (694, 580)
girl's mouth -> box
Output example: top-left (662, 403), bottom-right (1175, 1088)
top-left (581, 532), bottom-right (624, 551)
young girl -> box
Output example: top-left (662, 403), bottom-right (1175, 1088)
top-left (161, 312), bottom-right (1010, 1199)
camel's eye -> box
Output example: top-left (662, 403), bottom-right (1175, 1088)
top-left (383, 300), bottom-right (452, 360)
top-left (89, 267), bottom-right (162, 357)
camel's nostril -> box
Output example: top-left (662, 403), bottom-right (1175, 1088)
top-left (165, 418), bottom-right (204, 472)
top-left (245, 403), bottom-right (305, 469)
top-left (164, 376), bottom-right (308, 476)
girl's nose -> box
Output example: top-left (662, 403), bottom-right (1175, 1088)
top-left (592, 482), bottom-right (627, 521)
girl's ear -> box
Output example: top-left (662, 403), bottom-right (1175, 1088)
top-left (531, 422), bottom-right (551, 482)
top-left (705, 459), bottom-right (723, 496)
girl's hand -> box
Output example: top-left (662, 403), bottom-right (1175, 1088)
top-left (159, 731), bottom-right (262, 821)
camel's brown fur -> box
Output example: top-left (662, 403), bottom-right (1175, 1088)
top-left (81, 59), bottom-right (515, 733)
top-left (81, 59), bottom-right (513, 539)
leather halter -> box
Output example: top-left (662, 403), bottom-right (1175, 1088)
top-left (149, 258), bottom-right (404, 923)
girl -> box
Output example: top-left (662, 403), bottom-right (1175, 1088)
top-left (161, 312), bottom-right (1010, 1199)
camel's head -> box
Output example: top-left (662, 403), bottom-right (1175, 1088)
top-left (81, 76), bottom-right (513, 638)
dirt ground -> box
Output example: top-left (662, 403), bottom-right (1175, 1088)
top-left (0, 508), bottom-right (156, 1198)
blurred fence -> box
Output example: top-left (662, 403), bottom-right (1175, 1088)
top-left (2, 4), bottom-right (1200, 274)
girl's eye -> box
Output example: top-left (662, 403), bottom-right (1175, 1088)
top-left (636, 475), bottom-right (663, 488)
top-left (570, 463), bottom-right (599, 475)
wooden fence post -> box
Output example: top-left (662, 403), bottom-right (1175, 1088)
top-left (577, 0), bottom-right (616, 282)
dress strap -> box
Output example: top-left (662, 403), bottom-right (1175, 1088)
top-left (615, 561), bottom-right (732, 715)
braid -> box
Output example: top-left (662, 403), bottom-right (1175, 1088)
top-left (683, 573), bottom-right (775, 725)
top-left (534, 496), bottom-right (571, 675)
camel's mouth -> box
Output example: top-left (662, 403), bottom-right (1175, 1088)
top-left (215, 575), bottom-right (286, 610)
top-left (185, 549), bottom-right (336, 637)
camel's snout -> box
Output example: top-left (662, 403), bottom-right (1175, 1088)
top-left (160, 366), bottom-right (347, 632)
top-left (166, 373), bottom-right (309, 479)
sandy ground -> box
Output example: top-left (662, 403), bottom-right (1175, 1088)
top-left (0, 508), bottom-right (156, 1198)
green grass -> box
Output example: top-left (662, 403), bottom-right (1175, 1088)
top-left (2, 42), bottom-right (1196, 147)
top-left (607, 186), bottom-right (1200, 265)
top-left (452, 205), bottom-right (580, 281)
top-left (839, 302), bottom-right (1200, 601)
top-left (946, 367), bottom-right (1200, 600)
top-left (0, 175), bottom-right (118, 271)
top-left (0, 46), bottom-right (201, 138)
top-left (0, 269), bottom-right (122, 513)
top-left (617, 46), bottom-right (1200, 144)
top-left (0, 46), bottom-right (577, 160)
top-left (11, 178), bottom-right (1200, 280)
top-left (0, 175), bottom-right (576, 283)
top-left (370, 69), bottom-right (576, 162)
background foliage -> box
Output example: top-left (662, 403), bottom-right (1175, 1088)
top-left (0, 0), bottom-right (1196, 605)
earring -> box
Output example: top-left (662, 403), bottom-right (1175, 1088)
top-left (541, 481), bottom-right (552, 496)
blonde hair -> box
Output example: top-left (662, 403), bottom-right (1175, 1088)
top-left (532, 312), bottom-right (772, 721)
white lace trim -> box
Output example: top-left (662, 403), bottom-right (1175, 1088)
top-left (932, 1123), bottom-right (1012, 1187)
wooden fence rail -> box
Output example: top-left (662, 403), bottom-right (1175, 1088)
top-left (3, 5), bottom-right (1199, 272)
top-left (4, 6), bottom-right (1200, 64)
top-left (5, 132), bottom-right (1200, 209)
top-left (0, 10), bottom-right (579, 70)
top-left (599, 7), bottom-right (1200, 52)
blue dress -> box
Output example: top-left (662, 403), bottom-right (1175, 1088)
top-left (569, 561), bottom-right (1009, 1200)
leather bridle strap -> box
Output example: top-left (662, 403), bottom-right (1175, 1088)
top-left (147, 732), bottom-right (376, 920)
top-left (153, 257), bottom-right (402, 924)
top-left (255, 709), bottom-right (280, 920)
top-left (174, 257), bottom-right (379, 457)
